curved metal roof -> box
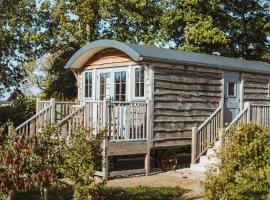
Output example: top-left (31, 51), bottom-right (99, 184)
top-left (65, 39), bottom-right (270, 74)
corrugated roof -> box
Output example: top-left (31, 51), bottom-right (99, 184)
top-left (65, 40), bottom-right (270, 74)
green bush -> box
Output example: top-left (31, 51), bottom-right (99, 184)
top-left (0, 125), bottom-right (104, 200)
top-left (0, 95), bottom-right (35, 133)
top-left (0, 126), bottom-right (63, 199)
top-left (204, 123), bottom-right (270, 200)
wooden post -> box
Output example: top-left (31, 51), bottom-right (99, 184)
top-left (145, 99), bottom-right (152, 176)
top-left (244, 102), bottom-right (251, 123)
top-left (36, 97), bottom-right (40, 114)
top-left (191, 127), bottom-right (198, 164)
top-left (102, 137), bottom-right (109, 180)
top-left (220, 101), bottom-right (224, 128)
top-left (50, 98), bottom-right (56, 124)
top-left (218, 128), bottom-right (225, 148)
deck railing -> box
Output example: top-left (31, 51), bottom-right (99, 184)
top-left (36, 98), bottom-right (76, 122)
top-left (16, 104), bottom-right (53, 135)
top-left (57, 100), bottom-right (148, 141)
top-left (108, 101), bottom-right (148, 141)
top-left (58, 105), bottom-right (85, 138)
top-left (191, 105), bottom-right (223, 164)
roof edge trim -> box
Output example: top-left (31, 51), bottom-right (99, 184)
top-left (65, 40), bottom-right (142, 69)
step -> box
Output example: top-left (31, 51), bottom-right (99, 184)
top-left (190, 163), bottom-right (207, 172)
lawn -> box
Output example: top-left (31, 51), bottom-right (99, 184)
top-left (14, 185), bottom-right (187, 200)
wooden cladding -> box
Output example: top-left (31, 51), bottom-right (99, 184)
top-left (84, 48), bottom-right (134, 68)
top-left (153, 65), bottom-right (222, 146)
top-left (243, 73), bottom-right (270, 104)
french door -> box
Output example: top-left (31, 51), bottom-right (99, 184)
top-left (96, 67), bottom-right (128, 101)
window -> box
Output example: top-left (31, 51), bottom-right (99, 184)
top-left (269, 78), bottom-right (270, 97)
top-left (84, 72), bottom-right (92, 98)
top-left (135, 67), bottom-right (145, 97)
top-left (228, 82), bottom-right (236, 96)
top-left (114, 71), bottom-right (126, 101)
top-left (100, 72), bottom-right (110, 100)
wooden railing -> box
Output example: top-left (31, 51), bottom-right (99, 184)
top-left (36, 98), bottom-right (76, 122)
top-left (16, 104), bottom-right (53, 135)
top-left (58, 105), bottom-right (85, 138)
top-left (191, 105), bottom-right (223, 164)
top-left (57, 100), bottom-right (148, 141)
top-left (223, 103), bottom-right (270, 145)
top-left (108, 101), bottom-right (148, 141)
top-left (251, 104), bottom-right (270, 127)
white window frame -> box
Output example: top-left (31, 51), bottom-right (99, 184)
top-left (227, 81), bottom-right (237, 97)
top-left (83, 70), bottom-right (94, 100)
top-left (268, 77), bottom-right (270, 97)
top-left (132, 65), bottom-right (146, 101)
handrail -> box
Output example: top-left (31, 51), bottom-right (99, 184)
top-left (58, 105), bottom-right (85, 126)
top-left (191, 105), bottom-right (223, 164)
top-left (225, 106), bottom-right (249, 132)
top-left (58, 105), bottom-right (85, 138)
top-left (15, 104), bottom-right (53, 135)
top-left (197, 106), bottom-right (222, 131)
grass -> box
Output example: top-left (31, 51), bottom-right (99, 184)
top-left (13, 185), bottom-right (187, 200)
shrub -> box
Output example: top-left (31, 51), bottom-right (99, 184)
top-left (0, 125), bottom-right (63, 199)
top-left (204, 123), bottom-right (270, 200)
top-left (60, 129), bottom-right (105, 199)
top-left (0, 125), bottom-right (104, 200)
top-left (0, 95), bottom-right (35, 134)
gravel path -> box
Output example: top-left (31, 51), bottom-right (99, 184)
top-left (107, 168), bottom-right (205, 199)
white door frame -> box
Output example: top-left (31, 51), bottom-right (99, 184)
top-left (96, 67), bottom-right (129, 101)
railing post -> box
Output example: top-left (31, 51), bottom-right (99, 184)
top-left (145, 99), bottom-right (152, 176)
top-left (36, 97), bottom-right (40, 114)
top-left (191, 127), bottom-right (198, 164)
top-left (102, 137), bottom-right (109, 180)
top-left (218, 128), bottom-right (225, 148)
top-left (50, 98), bottom-right (56, 124)
top-left (103, 99), bottom-right (109, 132)
top-left (244, 102), bottom-right (251, 123)
top-left (220, 101), bottom-right (224, 128)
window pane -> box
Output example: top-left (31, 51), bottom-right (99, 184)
top-left (115, 72), bottom-right (120, 83)
top-left (135, 68), bottom-right (140, 82)
top-left (135, 67), bottom-right (144, 97)
top-left (140, 83), bottom-right (144, 96)
top-left (139, 68), bottom-right (144, 82)
top-left (85, 72), bottom-right (92, 98)
top-left (85, 85), bottom-right (89, 97)
top-left (122, 82), bottom-right (126, 95)
top-left (135, 83), bottom-right (140, 97)
top-left (228, 82), bottom-right (235, 96)
top-left (121, 71), bottom-right (126, 82)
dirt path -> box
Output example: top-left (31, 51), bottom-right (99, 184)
top-left (107, 168), bottom-right (205, 199)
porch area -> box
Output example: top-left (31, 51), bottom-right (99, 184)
top-left (15, 98), bottom-right (152, 179)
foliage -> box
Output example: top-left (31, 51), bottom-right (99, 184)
top-left (95, 186), bottom-right (187, 200)
top-left (0, 126), bottom-right (63, 199)
top-left (60, 129), bottom-right (105, 199)
top-left (12, 185), bottom-right (186, 200)
top-left (0, 125), bottom-right (104, 199)
top-left (0, 95), bottom-right (35, 131)
top-left (204, 123), bottom-right (270, 200)
top-left (0, 0), bottom-right (42, 96)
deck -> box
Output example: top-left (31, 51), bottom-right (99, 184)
top-left (15, 98), bottom-right (152, 179)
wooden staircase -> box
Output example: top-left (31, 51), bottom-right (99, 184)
top-left (190, 102), bottom-right (270, 172)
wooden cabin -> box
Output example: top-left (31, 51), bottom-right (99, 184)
top-left (16, 40), bottom-right (270, 179)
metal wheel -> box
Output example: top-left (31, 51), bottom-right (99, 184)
top-left (159, 150), bottom-right (177, 171)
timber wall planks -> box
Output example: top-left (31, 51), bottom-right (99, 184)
top-left (153, 65), bottom-right (222, 147)
top-left (84, 48), bottom-right (136, 69)
top-left (243, 73), bottom-right (270, 104)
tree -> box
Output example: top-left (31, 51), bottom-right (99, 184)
top-left (159, 0), bottom-right (228, 53)
top-left (218, 0), bottom-right (270, 60)
top-left (205, 123), bottom-right (270, 199)
top-left (0, 0), bottom-right (44, 97)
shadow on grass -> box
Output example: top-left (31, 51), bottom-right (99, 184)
top-left (14, 185), bottom-right (187, 200)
